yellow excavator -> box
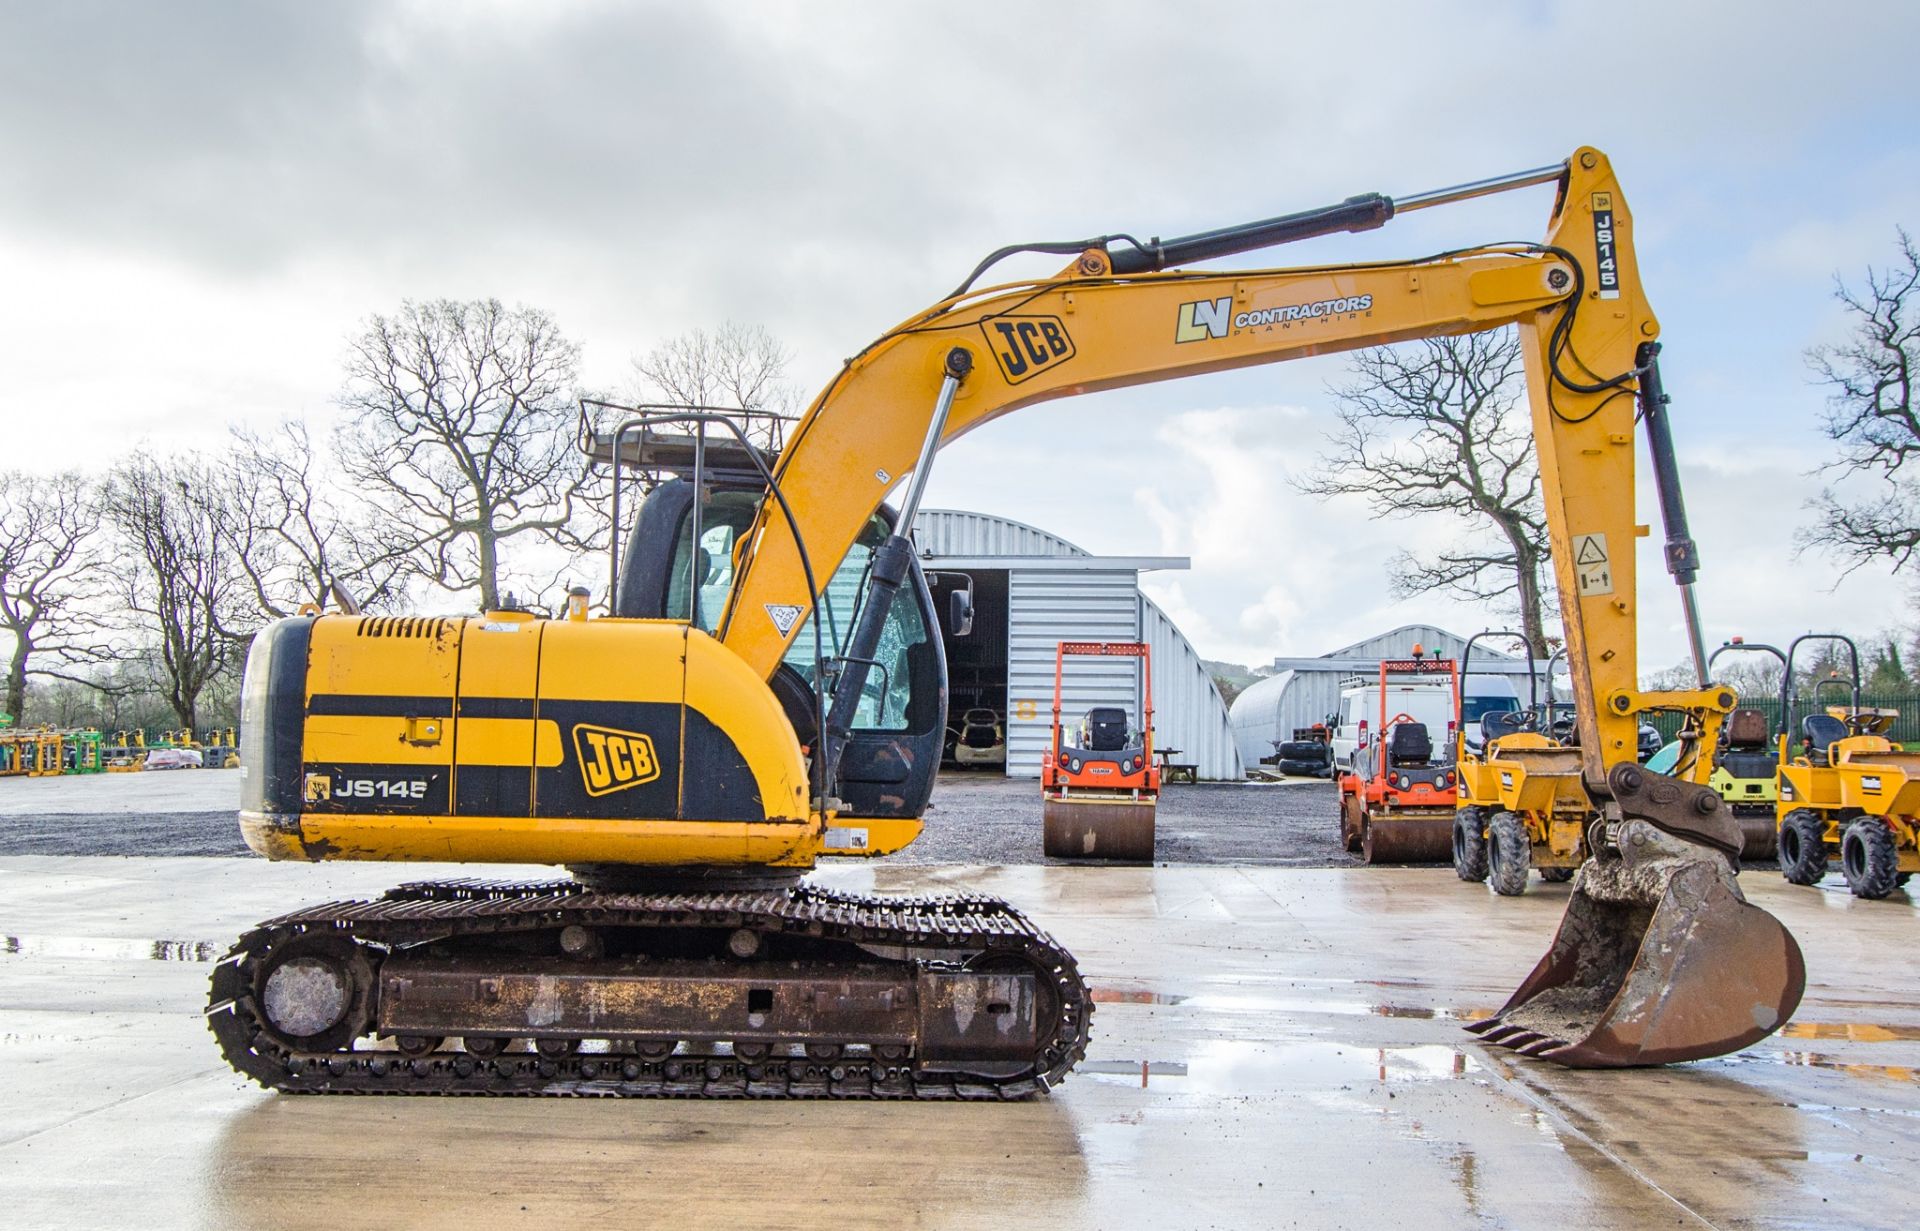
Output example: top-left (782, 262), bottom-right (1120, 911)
top-left (208, 147), bottom-right (1804, 1096)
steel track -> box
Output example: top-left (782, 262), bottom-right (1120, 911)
top-left (207, 878), bottom-right (1091, 1100)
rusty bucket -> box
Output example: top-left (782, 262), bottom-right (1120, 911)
top-left (1468, 816), bottom-right (1805, 1067)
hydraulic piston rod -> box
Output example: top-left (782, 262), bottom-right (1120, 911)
top-left (1635, 342), bottom-right (1709, 685)
top-left (1107, 160), bottom-right (1567, 274)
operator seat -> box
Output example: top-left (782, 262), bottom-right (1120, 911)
top-left (1387, 721), bottom-right (1433, 767)
top-left (1081, 706), bottom-right (1130, 752)
top-left (1725, 708), bottom-right (1769, 748)
top-left (1802, 714), bottom-right (1848, 766)
top-left (1720, 707), bottom-right (1777, 780)
top-left (1480, 711), bottom-right (1532, 745)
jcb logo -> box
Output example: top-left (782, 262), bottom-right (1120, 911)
top-left (1175, 296), bottom-right (1230, 343)
top-left (572, 723), bottom-right (661, 797)
top-left (980, 315), bottom-right (1074, 384)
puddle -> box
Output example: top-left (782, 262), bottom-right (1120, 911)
top-left (1791, 1102), bottom-right (1920, 1121)
top-left (1089, 986), bottom-right (1189, 1006)
top-left (1715, 1049), bottom-right (1920, 1085)
top-left (1373, 1004), bottom-right (1496, 1023)
top-left (1076, 1040), bottom-right (1479, 1092)
top-left (1, 935), bottom-right (221, 962)
top-left (1776, 1052), bottom-right (1918, 1083)
top-left (1077, 1060), bottom-right (1189, 1087)
top-left (1088, 981), bottom-right (1494, 1022)
top-left (1779, 1022), bottom-right (1920, 1043)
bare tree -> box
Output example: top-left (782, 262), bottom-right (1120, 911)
top-left (629, 321), bottom-right (803, 450)
top-left (0, 471), bottom-right (113, 722)
top-left (101, 454), bottom-right (245, 730)
top-left (223, 420), bottom-right (408, 617)
top-left (1801, 229), bottom-right (1920, 572)
top-left (336, 299), bottom-right (589, 611)
top-left (1295, 330), bottom-right (1553, 652)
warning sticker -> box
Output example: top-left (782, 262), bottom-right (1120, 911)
top-left (764, 603), bottom-right (805, 636)
top-left (1572, 533), bottom-right (1612, 596)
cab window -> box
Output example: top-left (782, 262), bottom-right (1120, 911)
top-left (780, 514), bottom-right (928, 731)
top-left (664, 491), bottom-right (761, 632)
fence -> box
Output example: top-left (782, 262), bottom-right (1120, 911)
top-left (1644, 693), bottom-right (1920, 745)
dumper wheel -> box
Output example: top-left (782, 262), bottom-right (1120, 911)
top-left (1841, 819), bottom-right (1900, 900)
top-left (1539, 867), bottom-right (1575, 883)
top-left (1452, 808), bottom-right (1488, 882)
top-left (1486, 812), bottom-right (1529, 897)
top-left (1777, 810), bottom-right (1828, 886)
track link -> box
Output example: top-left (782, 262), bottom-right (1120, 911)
top-left (207, 878), bottom-right (1091, 1100)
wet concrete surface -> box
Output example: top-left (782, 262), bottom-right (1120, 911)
top-left (3, 856), bottom-right (1915, 1229)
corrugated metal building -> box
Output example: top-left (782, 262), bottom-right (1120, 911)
top-left (1229, 624), bottom-right (1540, 768)
top-left (912, 509), bottom-right (1243, 781)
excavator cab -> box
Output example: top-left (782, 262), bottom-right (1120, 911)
top-left (621, 476), bottom-right (950, 823)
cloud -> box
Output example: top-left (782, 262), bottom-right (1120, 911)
top-left (2, 0), bottom-right (1916, 681)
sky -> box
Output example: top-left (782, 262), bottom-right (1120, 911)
top-left (2, 1), bottom-right (1916, 674)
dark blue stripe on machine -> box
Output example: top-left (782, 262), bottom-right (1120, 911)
top-left (308, 694), bottom-right (454, 718)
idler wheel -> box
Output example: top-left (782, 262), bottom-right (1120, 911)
top-left (254, 931), bottom-right (374, 1053)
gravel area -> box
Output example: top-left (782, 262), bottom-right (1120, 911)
top-left (906, 773), bottom-right (1354, 866)
top-left (0, 769), bottom-right (1355, 866)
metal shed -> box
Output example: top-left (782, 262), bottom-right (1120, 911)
top-left (1229, 624), bottom-right (1539, 769)
top-left (912, 510), bottom-right (1244, 781)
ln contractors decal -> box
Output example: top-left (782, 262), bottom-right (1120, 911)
top-left (979, 315), bottom-right (1075, 384)
top-left (1175, 297), bottom-right (1231, 342)
top-left (1174, 293), bottom-right (1373, 343)
top-left (1591, 193), bottom-right (1620, 299)
top-left (572, 723), bottom-right (662, 797)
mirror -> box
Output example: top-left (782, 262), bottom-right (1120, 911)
top-left (948, 588), bottom-right (974, 638)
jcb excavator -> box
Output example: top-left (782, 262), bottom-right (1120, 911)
top-left (209, 146), bottom-right (1804, 1096)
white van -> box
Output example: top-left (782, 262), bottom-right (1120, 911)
top-left (1330, 673), bottom-right (1521, 776)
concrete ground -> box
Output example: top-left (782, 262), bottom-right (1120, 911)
top-left (3, 854), bottom-right (1916, 1230)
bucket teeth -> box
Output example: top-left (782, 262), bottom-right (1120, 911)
top-left (1462, 1017), bottom-right (1503, 1037)
top-left (1517, 1036), bottom-right (1569, 1057)
top-left (1469, 1021), bottom-right (1524, 1043)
